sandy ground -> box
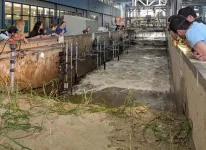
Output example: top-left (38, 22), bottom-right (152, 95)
top-left (0, 98), bottom-right (194, 150)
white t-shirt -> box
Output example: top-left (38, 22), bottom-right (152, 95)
top-left (0, 31), bottom-right (9, 41)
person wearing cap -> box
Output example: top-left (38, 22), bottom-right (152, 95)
top-left (170, 15), bottom-right (206, 61)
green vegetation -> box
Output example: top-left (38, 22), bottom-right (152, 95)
top-left (0, 80), bottom-right (193, 150)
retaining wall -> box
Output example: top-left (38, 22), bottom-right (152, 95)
top-left (0, 31), bottom-right (122, 90)
top-left (167, 34), bottom-right (206, 150)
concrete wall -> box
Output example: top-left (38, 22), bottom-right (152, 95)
top-left (0, 31), bottom-right (122, 90)
top-left (167, 35), bottom-right (206, 150)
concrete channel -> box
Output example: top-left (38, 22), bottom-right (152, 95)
top-left (74, 31), bottom-right (173, 111)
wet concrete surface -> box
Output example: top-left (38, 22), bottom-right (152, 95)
top-left (72, 35), bottom-right (173, 111)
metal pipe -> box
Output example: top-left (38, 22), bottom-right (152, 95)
top-left (118, 41), bottom-right (120, 61)
top-left (123, 35), bottom-right (125, 54)
top-left (100, 42), bottom-right (102, 66)
top-left (103, 41), bottom-right (106, 70)
top-left (10, 43), bottom-right (17, 93)
top-left (113, 40), bottom-right (115, 60)
top-left (70, 42), bottom-right (73, 95)
top-left (97, 36), bottom-right (100, 69)
top-left (64, 43), bottom-right (69, 91)
top-left (75, 41), bottom-right (78, 84)
top-left (114, 40), bottom-right (116, 58)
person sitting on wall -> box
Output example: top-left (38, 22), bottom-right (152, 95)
top-left (82, 26), bottom-right (91, 34)
top-left (29, 21), bottom-right (46, 38)
top-left (46, 24), bottom-right (58, 36)
top-left (56, 21), bottom-right (67, 36)
top-left (170, 15), bottom-right (206, 61)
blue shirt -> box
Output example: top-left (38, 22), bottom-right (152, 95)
top-left (186, 22), bottom-right (206, 48)
top-left (56, 28), bottom-right (67, 35)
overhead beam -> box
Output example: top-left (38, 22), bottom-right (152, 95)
top-left (138, 0), bottom-right (147, 6)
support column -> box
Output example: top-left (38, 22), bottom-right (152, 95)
top-left (176, 0), bottom-right (182, 14)
top-left (0, 0), bottom-right (5, 29)
top-left (132, 0), bottom-right (135, 6)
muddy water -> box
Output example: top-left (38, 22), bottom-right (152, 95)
top-left (74, 34), bottom-right (173, 110)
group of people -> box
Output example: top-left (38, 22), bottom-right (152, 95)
top-left (30, 21), bottom-right (67, 38)
top-left (168, 7), bottom-right (206, 61)
top-left (0, 20), bottom-right (68, 43)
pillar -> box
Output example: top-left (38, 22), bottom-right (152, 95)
top-left (0, 0), bottom-right (5, 29)
top-left (176, 0), bottom-right (182, 14)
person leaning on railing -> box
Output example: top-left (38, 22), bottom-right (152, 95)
top-left (0, 19), bottom-right (28, 44)
top-left (45, 24), bottom-right (58, 36)
top-left (82, 26), bottom-right (91, 34)
top-left (56, 21), bottom-right (67, 36)
top-left (168, 15), bottom-right (190, 52)
top-left (29, 21), bottom-right (46, 39)
top-left (169, 15), bottom-right (206, 61)
top-left (0, 26), bottom-right (28, 44)
top-left (177, 7), bottom-right (206, 60)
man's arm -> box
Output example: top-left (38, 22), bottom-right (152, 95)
top-left (193, 41), bottom-right (206, 56)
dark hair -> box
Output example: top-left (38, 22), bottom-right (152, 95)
top-left (168, 15), bottom-right (175, 23)
top-left (32, 21), bottom-right (43, 32)
top-left (60, 21), bottom-right (66, 26)
top-left (8, 26), bottom-right (18, 34)
top-left (178, 8), bottom-right (184, 16)
top-left (30, 21), bottom-right (44, 37)
top-left (169, 15), bottom-right (192, 33)
top-left (178, 7), bottom-right (197, 18)
top-left (50, 24), bottom-right (58, 28)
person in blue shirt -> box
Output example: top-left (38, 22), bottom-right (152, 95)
top-left (56, 21), bottom-right (67, 36)
top-left (169, 15), bottom-right (206, 60)
top-left (178, 7), bottom-right (206, 24)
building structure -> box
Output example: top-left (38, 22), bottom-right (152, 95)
top-left (0, 0), bottom-right (120, 35)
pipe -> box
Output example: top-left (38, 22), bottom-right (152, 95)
top-left (103, 41), bottom-right (106, 70)
top-left (118, 41), bottom-right (120, 61)
top-left (100, 42), bottom-right (102, 66)
top-left (9, 42), bottom-right (17, 93)
top-left (64, 43), bottom-right (69, 91)
top-left (113, 40), bottom-right (115, 60)
top-left (75, 41), bottom-right (78, 84)
top-left (96, 36), bottom-right (100, 69)
top-left (70, 42), bottom-right (73, 95)
top-left (114, 40), bottom-right (116, 58)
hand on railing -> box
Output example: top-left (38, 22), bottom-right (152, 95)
top-left (193, 51), bottom-right (206, 61)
